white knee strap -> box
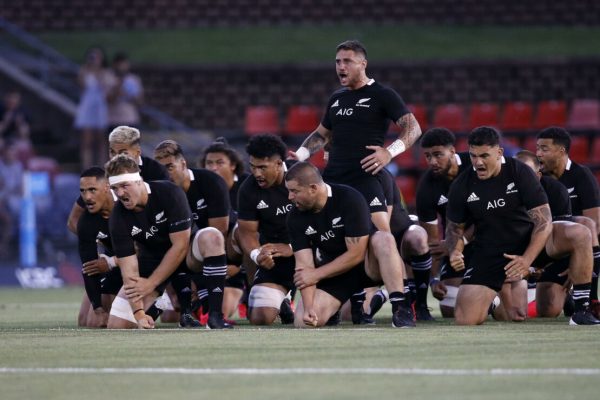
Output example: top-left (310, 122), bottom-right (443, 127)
top-left (439, 285), bottom-right (459, 308)
top-left (249, 285), bottom-right (286, 309)
top-left (109, 296), bottom-right (136, 323)
top-left (192, 226), bottom-right (222, 262)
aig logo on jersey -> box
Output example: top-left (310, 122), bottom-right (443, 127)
top-left (506, 182), bottom-right (518, 194)
top-left (336, 108), bottom-right (353, 116)
top-left (276, 203), bottom-right (293, 216)
top-left (487, 198), bottom-right (506, 210)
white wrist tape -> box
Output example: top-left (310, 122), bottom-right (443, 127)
top-left (108, 172), bottom-right (142, 186)
top-left (99, 254), bottom-right (117, 270)
top-left (386, 139), bottom-right (406, 158)
top-left (250, 248), bottom-right (261, 264)
top-left (296, 147), bottom-right (310, 162)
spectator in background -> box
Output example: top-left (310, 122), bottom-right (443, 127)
top-left (0, 90), bottom-right (31, 148)
top-left (74, 46), bottom-right (113, 169)
top-left (107, 52), bottom-right (143, 130)
top-left (0, 145), bottom-right (24, 258)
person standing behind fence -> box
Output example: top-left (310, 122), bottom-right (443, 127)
top-left (107, 52), bottom-right (143, 131)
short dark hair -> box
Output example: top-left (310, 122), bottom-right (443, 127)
top-left (421, 128), bottom-right (456, 148)
top-left (336, 40), bottom-right (367, 59)
top-left (515, 150), bottom-right (540, 169)
top-left (246, 134), bottom-right (287, 160)
top-left (537, 126), bottom-right (571, 153)
top-left (154, 139), bottom-right (185, 161)
top-left (80, 166), bottom-right (106, 179)
top-left (285, 161), bottom-right (323, 186)
top-left (468, 126), bottom-right (500, 147)
top-left (200, 137), bottom-right (245, 176)
top-left (113, 52), bottom-right (129, 64)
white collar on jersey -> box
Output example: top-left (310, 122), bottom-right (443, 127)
top-left (137, 156), bottom-right (143, 166)
top-left (188, 169), bottom-right (195, 181)
top-left (144, 182), bottom-right (151, 193)
top-left (454, 153), bottom-right (462, 165)
top-left (366, 78), bottom-right (375, 86)
top-left (566, 159), bottom-right (572, 170)
top-left (234, 174), bottom-right (239, 182)
top-left (326, 184), bottom-right (332, 197)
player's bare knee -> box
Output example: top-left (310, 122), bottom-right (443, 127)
top-left (403, 226), bottom-right (429, 254)
top-left (197, 227), bottom-right (224, 253)
top-left (371, 231), bottom-right (396, 258)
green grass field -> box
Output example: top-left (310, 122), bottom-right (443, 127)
top-left (0, 287), bottom-right (598, 400)
top-left (37, 25), bottom-right (600, 65)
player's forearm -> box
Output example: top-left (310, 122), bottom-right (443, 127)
top-left (316, 249), bottom-right (364, 281)
top-left (300, 285), bottom-right (316, 311)
top-left (298, 130), bottom-right (327, 159)
top-left (582, 208), bottom-right (600, 236)
top-left (445, 220), bottom-right (466, 254)
top-left (117, 255), bottom-right (144, 311)
top-left (393, 113), bottom-right (422, 150)
top-left (237, 224), bottom-right (261, 256)
top-left (523, 205), bottom-right (553, 262)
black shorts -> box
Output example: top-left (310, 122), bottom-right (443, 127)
top-left (439, 243), bottom-right (474, 281)
top-left (461, 244), bottom-right (526, 292)
top-left (100, 268), bottom-right (123, 295)
top-left (392, 221), bottom-right (415, 246)
top-left (317, 263), bottom-right (380, 304)
top-left (323, 170), bottom-right (388, 214)
top-left (225, 269), bottom-right (246, 290)
top-left (253, 256), bottom-right (295, 292)
top-left (532, 248), bottom-right (554, 270)
top-left (538, 256), bottom-right (570, 285)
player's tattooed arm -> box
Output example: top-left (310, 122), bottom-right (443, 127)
top-left (300, 125), bottom-right (332, 156)
top-left (521, 204), bottom-right (553, 263)
top-left (394, 113), bottom-right (422, 148)
top-left (445, 220), bottom-right (466, 253)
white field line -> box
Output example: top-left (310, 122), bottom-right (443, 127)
top-left (0, 367), bottom-right (599, 376)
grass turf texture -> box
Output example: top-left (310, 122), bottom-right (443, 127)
top-left (0, 287), bottom-right (598, 399)
top-left (36, 25), bottom-right (600, 65)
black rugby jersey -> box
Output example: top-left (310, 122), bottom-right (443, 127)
top-left (287, 184), bottom-right (372, 266)
top-left (447, 157), bottom-right (548, 249)
top-left (78, 211), bottom-right (113, 263)
top-left (555, 159), bottom-right (600, 216)
top-left (321, 80), bottom-right (409, 177)
top-left (109, 180), bottom-right (192, 262)
top-left (416, 152), bottom-right (471, 227)
top-left (185, 168), bottom-right (230, 230)
top-left (237, 175), bottom-right (293, 245)
top-left (230, 172), bottom-right (250, 212)
top-left (379, 168), bottom-right (412, 234)
top-left (540, 175), bottom-right (572, 221)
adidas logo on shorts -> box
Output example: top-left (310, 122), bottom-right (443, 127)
top-left (305, 226), bottom-right (317, 235)
top-left (437, 195), bottom-right (448, 205)
top-left (131, 226), bottom-right (142, 236)
top-left (467, 192), bottom-right (480, 202)
top-left (370, 197), bottom-right (383, 207)
top-left (256, 200), bottom-right (269, 209)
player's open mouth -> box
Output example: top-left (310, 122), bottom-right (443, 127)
top-left (85, 202), bottom-right (95, 209)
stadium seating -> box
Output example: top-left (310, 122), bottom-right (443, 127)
top-left (568, 135), bottom-right (590, 164)
top-left (590, 137), bottom-right (600, 165)
top-left (522, 136), bottom-right (537, 152)
top-left (566, 99), bottom-right (600, 131)
top-left (455, 136), bottom-right (468, 152)
top-left (501, 101), bottom-right (534, 132)
top-left (467, 102), bottom-right (500, 130)
top-left (533, 100), bottom-right (567, 129)
top-left (244, 106), bottom-right (280, 136)
top-left (284, 105), bottom-right (321, 136)
top-left (407, 104), bottom-right (429, 132)
top-left (395, 175), bottom-right (417, 208)
top-left (433, 104), bottom-right (466, 133)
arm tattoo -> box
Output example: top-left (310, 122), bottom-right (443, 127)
top-left (445, 220), bottom-right (465, 253)
top-left (395, 113), bottom-right (422, 148)
top-left (345, 237), bottom-right (362, 245)
top-left (301, 131), bottom-right (328, 156)
top-left (527, 205), bottom-right (552, 235)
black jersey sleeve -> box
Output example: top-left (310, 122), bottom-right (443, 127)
top-left (577, 166), bottom-right (600, 210)
top-left (340, 186), bottom-right (372, 237)
top-left (515, 160), bottom-right (548, 210)
top-left (77, 213), bottom-right (102, 309)
top-left (287, 210), bottom-right (312, 252)
top-left (381, 87), bottom-right (410, 123)
top-left (541, 176), bottom-right (572, 220)
top-left (203, 171), bottom-right (231, 219)
top-left (415, 174), bottom-right (438, 223)
top-left (237, 178), bottom-right (259, 221)
top-left (109, 206), bottom-right (137, 258)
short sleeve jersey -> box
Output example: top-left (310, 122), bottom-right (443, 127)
top-left (109, 181), bottom-right (192, 262)
top-left (287, 184), bottom-right (372, 266)
top-left (556, 159), bottom-right (600, 216)
top-left (237, 175), bottom-right (293, 245)
top-left (540, 175), bottom-right (572, 221)
top-left (185, 168), bottom-right (230, 230)
top-left (447, 157), bottom-right (548, 249)
top-left (321, 80), bottom-right (410, 176)
top-left (77, 211), bottom-right (113, 264)
top-left (416, 152), bottom-right (471, 227)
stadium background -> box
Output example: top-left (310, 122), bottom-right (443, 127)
top-left (0, 1), bottom-right (599, 287)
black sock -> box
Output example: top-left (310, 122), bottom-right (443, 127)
top-left (145, 304), bottom-right (163, 320)
top-left (170, 273), bottom-right (192, 314)
top-left (572, 283), bottom-right (592, 312)
top-left (591, 246), bottom-right (600, 302)
top-left (406, 278), bottom-right (416, 305)
top-left (351, 290), bottom-right (366, 313)
top-left (389, 291), bottom-right (407, 313)
top-left (203, 255), bottom-right (227, 314)
top-left (368, 289), bottom-right (387, 317)
top-left (411, 252), bottom-right (433, 306)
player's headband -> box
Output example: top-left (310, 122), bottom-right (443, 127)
top-left (108, 172), bottom-right (142, 186)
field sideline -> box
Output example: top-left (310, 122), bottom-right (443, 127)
top-left (0, 287), bottom-right (598, 400)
